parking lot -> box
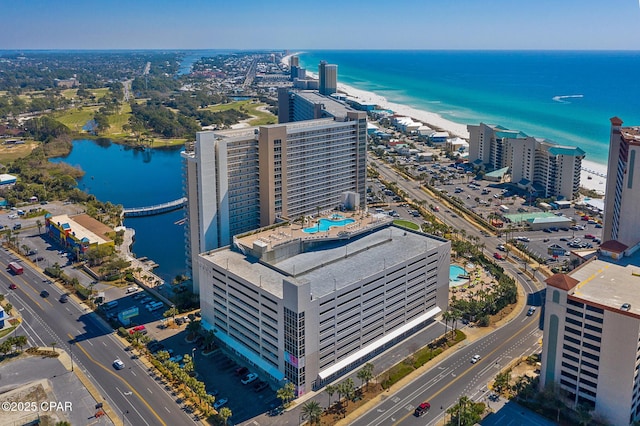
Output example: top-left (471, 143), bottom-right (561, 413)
top-left (143, 326), bottom-right (279, 423)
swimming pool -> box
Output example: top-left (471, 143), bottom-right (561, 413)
top-left (449, 265), bottom-right (467, 284)
top-left (303, 218), bottom-right (355, 233)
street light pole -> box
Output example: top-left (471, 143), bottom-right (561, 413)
top-left (70, 342), bottom-right (74, 372)
top-left (192, 347), bottom-right (196, 368)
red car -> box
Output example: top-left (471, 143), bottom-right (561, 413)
top-left (129, 325), bottom-right (147, 335)
top-left (414, 402), bottom-right (431, 417)
top-left (585, 234), bottom-right (596, 239)
top-left (493, 252), bottom-right (504, 260)
top-left (9, 283), bottom-right (17, 290)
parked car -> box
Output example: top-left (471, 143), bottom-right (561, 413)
top-left (241, 373), bottom-right (259, 385)
top-left (253, 381), bottom-right (269, 392)
top-left (235, 366), bottom-right (249, 376)
top-left (585, 234), bottom-right (596, 239)
top-left (213, 398), bottom-right (228, 410)
top-left (269, 406), bottom-right (284, 416)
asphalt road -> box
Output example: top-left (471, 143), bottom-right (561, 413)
top-left (0, 248), bottom-right (195, 426)
top-left (354, 159), bottom-right (546, 426)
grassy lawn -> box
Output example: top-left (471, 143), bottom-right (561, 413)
top-left (53, 106), bottom-right (99, 131)
top-left (0, 141), bottom-right (39, 163)
top-left (60, 88), bottom-right (77, 99)
top-left (207, 100), bottom-right (277, 126)
top-left (393, 220), bottom-right (420, 231)
top-left (107, 102), bottom-right (132, 136)
top-left (91, 88), bottom-right (109, 99)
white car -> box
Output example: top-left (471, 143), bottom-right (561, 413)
top-left (471, 354), bottom-right (481, 364)
top-left (113, 359), bottom-right (125, 370)
top-left (213, 397), bottom-right (228, 410)
top-left (241, 372), bottom-right (259, 385)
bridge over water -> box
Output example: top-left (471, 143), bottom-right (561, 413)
top-left (123, 197), bottom-right (187, 217)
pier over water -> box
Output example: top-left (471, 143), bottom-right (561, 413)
top-left (123, 197), bottom-right (187, 217)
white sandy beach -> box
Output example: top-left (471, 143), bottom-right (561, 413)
top-left (281, 53), bottom-right (608, 195)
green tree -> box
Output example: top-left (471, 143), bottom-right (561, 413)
top-left (301, 400), bottom-right (323, 425)
top-left (325, 384), bottom-right (336, 407)
top-left (493, 369), bottom-right (511, 395)
top-left (357, 363), bottom-right (374, 391)
top-left (218, 406), bottom-right (232, 425)
top-left (339, 378), bottom-right (355, 406)
top-left (186, 319), bottom-right (202, 337)
top-left (155, 350), bottom-right (170, 363)
top-left (276, 381), bottom-right (295, 407)
top-left (14, 335), bottom-right (27, 352)
top-left (4, 303), bottom-right (12, 314)
top-left (163, 306), bottom-right (179, 324)
top-left (0, 340), bottom-right (12, 356)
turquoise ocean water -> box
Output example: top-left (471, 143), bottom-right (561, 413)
top-left (298, 50), bottom-right (640, 166)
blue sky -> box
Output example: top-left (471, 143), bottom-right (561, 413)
top-left (2, 0), bottom-right (640, 50)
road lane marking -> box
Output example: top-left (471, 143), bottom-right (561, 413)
top-left (387, 323), bottom-right (539, 426)
top-left (164, 407), bottom-right (170, 413)
top-left (69, 333), bottom-right (167, 426)
top-left (147, 387), bottom-right (153, 394)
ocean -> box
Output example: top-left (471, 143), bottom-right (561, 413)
top-left (298, 50), bottom-right (640, 166)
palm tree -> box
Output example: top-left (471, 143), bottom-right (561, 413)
top-left (14, 335), bottom-right (27, 351)
top-left (340, 378), bottom-right (355, 406)
top-left (186, 320), bottom-right (202, 339)
top-left (356, 363), bottom-right (374, 391)
top-left (277, 381), bottom-right (295, 407)
top-left (325, 384), bottom-right (336, 407)
top-left (301, 400), bottom-right (323, 424)
top-left (218, 406), bottom-right (232, 425)
top-left (442, 310), bottom-right (453, 338)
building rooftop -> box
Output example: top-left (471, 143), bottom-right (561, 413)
top-left (203, 223), bottom-right (448, 299)
top-left (292, 90), bottom-right (354, 119)
top-left (621, 126), bottom-right (640, 144)
top-left (564, 254), bottom-right (640, 315)
top-left (49, 214), bottom-right (112, 245)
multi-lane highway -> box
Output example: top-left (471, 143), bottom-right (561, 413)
top-left (0, 248), bottom-right (195, 426)
top-left (355, 159), bottom-right (545, 426)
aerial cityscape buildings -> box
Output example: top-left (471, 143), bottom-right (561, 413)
top-left (603, 117), bottom-right (640, 250)
top-left (467, 123), bottom-right (585, 200)
top-left (318, 60), bottom-right (337, 96)
top-left (182, 112), bottom-right (368, 293)
top-left (540, 117), bottom-right (640, 425)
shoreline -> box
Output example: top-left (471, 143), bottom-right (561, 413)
top-left (282, 53), bottom-right (608, 195)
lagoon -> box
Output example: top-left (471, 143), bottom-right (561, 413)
top-left (50, 139), bottom-right (186, 282)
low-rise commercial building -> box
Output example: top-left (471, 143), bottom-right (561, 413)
top-left (45, 213), bottom-right (115, 256)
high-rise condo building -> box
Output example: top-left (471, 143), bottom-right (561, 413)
top-left (277, 88), bottom-right (356, 124)
top-left (540, 253), bottom-right (640, 426)
top-left (198, 223), bottom-right (450, 395)
top-left (182, 113), bottom-right (368, 293)
top-left (319, 60), bottom-right (338, 96)
top-left (603, 117), bottom-right (640, 250)
top-left (467, 123), bottom-right (584, 200)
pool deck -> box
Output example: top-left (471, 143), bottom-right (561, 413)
top-left (235, 210), bottom-right (393, 251)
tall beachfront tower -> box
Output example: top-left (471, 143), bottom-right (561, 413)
top-left (318, 61), bottom-right (337, 95)
top-left (603, 117), bottom-right (640, 250)
top-left (199, 224), bottom-right (450, 396)
top-left (182, 113), bottom-right (368, 293)
top-left (540, 254), bottom-right (640, 426)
